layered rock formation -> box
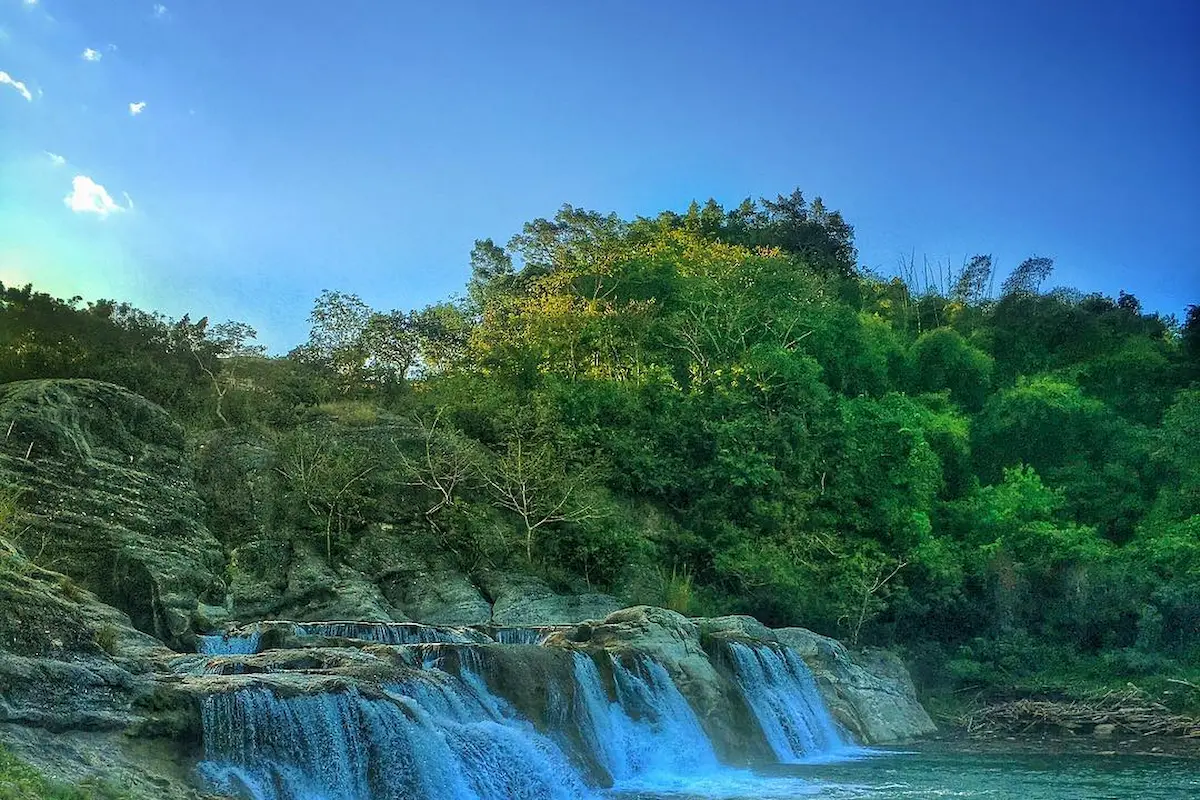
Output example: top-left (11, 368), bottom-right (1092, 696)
top-left (0, 380), bottom-right (226, 648)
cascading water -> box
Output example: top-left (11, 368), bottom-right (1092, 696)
top-left (727, 641), bottom-right (848, 762)
top-left (198, 672), bottom-right (595, 799)
top-left (566, 651), bottom-right (822, 797)
top-left (492, 626), bottom-right (557, 645)
top-left (194, 617), bottom-right (854, 798)
top-left (197, 631), bottom-right (262, 655)
top-left (570, 652), bottom-right (721, 784)
top-left (293, 620), bottom-right (474, 645)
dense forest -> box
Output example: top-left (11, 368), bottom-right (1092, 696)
top-left (2, 190), bottom-right (1197, 703)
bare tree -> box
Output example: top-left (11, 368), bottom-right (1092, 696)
top-left (275, 428), bottom-right (376, 561)
top-left (394, 409), bottom-right (478, 517)
top-left (843, 556), bottom-right (909, 646)
top-left (179, 317), bottom-right (265, 425)
top-left (479, 433), bottom-right (602, 562)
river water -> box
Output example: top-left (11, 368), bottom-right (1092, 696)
top-left (615, 745), bottom-right (1200, 800)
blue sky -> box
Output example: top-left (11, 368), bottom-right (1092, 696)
top-left (2, 0), bottom-right (1197, 352)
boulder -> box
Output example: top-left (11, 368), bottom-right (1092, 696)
top-left (278, 546), bottom-right (405, 622)
top-left (774, 627), bottom-right (936, 743)
top-left (0, 380), bottom-right (226, 647)
top-left (345, 524), bottom-right (494, 625)
top-left (697, 614), bottom-right (778, 643)
top-left (227, 540), bottom-right (406, 623)
top-left (378, 566), bottom-right (492, 626)
top-left (0, 559), bottom-right (161, 732)
top-left (484, 573), bottom-right (621, 625)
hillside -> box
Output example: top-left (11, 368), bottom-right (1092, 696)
top-left (2, 191), bottom-right (1197, 713)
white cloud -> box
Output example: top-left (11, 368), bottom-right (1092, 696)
top-left (81, 48), bottom-right (102, 62)
top-left (23, 0), bottom-right (39, 7)
top-left (0, 70), bottom-right (33, 102)
top-left (129, 101), bottom-right (146, 116)
top-left (153, 4), bottom-right (168, 19)
top-left (64, 175), bottom-right (127, 218)
top-left (45, 151), bottom-right (66, 166)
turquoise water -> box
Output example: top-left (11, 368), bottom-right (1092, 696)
top-left (614, 746), bottom-right (1200, 799)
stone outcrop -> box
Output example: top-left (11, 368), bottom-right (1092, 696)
top-left (0, 555), bottom-right (208, 798)
top-left (0, 380), bottom-right (226, 648)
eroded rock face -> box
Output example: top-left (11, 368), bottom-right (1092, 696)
top-left (774, 627), bottom-right (936, 743)
top-left (697, 614), bottom-right (777, 643)
top-left (0, 380), bottom-right (226, 648)
top-left (484, 572), bottom-right (622, 625)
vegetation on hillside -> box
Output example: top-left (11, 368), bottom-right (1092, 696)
top-left (2, 189), bottom-right (1197, 702)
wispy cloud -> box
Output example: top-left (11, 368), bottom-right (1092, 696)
top-left (153, 4), bottom-right (169, 19)
top-left (129, 101), bottom-right (147, 116)
top-left (23, 0), bottom-right (39, 7)
top-left (81, 48), bottom-right (102, 62)
top-left (64, 176), bottom-right (127, 218)
top-left (45, 151), bottom-right (66, 166)
top-left (0, 70), bottom-right (33, 102)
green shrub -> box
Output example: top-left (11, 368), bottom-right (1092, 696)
top-left (93, 623), bottom-right (119, 656)
top-left (659, 564), bottom-right (695, 615)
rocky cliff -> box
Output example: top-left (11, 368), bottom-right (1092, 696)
top-left (0, 380), bottom-right (227, 648)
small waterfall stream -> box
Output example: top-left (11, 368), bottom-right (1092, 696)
top-left (570, 652), bottom-right (721, 784)
top-left (727, 641), bottom-right (848, 762)
top-left (197, 631), bottom-right (261, 655)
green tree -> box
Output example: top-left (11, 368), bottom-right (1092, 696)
top-left (907, 328), bottom-right (994, 410)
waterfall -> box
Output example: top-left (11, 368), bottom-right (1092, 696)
top-left (569, 652), bottom-right (720, 785)
top-left (197, 631), bottom-right (261, 655)
top-left (293, 620), bottom-right (474, 645)
top-left (492, 626), bottom-right (557, 645)
top-left (727, 641), bottom-right (848, 762)
top-left (194, 621), bottom-right (851, 797)
top-left (198, 674), bottom-right (595, 799)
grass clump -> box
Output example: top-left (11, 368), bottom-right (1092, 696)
top-left (0, 745), bottom-right (134, 800)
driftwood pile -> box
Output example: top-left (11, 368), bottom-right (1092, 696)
top-left (961, 686), bottom-right (1200, 739)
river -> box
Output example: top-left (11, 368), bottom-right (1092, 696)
top-left (616, 744), bottom-right (1200, 800)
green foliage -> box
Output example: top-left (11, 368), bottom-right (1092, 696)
top-left (907, 328), bottom-right (993, 410)
top-left (0, 745), bottom-right (134, 800)
top-left (973, 376), bottom-right (1116, 482)
top-left (93, 623), bottom-right (119, 656)
top-left (658, 564), bottom-right (696, 615)
top-left (5, 189), bottom-right (1196, 701)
